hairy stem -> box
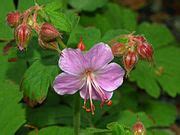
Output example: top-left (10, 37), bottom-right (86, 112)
top-left (73, 93), bottom-right (81, 135)
top-left (57, 37), bottom-right (67, 49)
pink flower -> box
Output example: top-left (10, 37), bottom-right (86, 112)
top-left (53, 43), bottom-right (125, 114)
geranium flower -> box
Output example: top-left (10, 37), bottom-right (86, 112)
top-left (53, 43), bottom-right (125, 114)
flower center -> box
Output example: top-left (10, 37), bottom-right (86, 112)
top-left (82, 70), bottom-right (110, 115)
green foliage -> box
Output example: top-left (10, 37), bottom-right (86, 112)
top-left (28, 126), bottom-right (73, 135)
top-left (0, 43), bottom-right (26, 135)
top-left (80, 3), bottom-right (137, 34)
top-left (0, 0), bottom-right (179, 135)
top-left (68, 0), bottom-right (108, 12)
top-left (0, 0), bottom-right (14, 39)
top-left (137, 23), bottom-right (174, 48)
top-left (68, 26), bottom-right (101, 49)
top-left (130, 46), bottom-right (180, 97)
top-left (21, 60), bottom-right (59, 103)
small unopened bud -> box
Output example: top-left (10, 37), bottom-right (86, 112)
top-left (132, 121), bottom-right (146, 135)
top-left (137, 43), bottom-right (153, 61)
top-left (111, 43), bottom-right (126, 56)
top-left (15, 23), bottom-right (32, 51)
top-left (123, 51), bottom-right (138, 75)
top-left (134, 36), bottom-right (146, 43)
top-left (77, 37), bottom-right (85, 51)
top-left (7, 11), bottom-right (21, 27)
top-left (40, 23), bottom-right (60, 42)
top-left (106, 100), bottom-right (112, 106)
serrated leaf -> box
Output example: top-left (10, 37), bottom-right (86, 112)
top-left (68, 0), bottom-right (108, 12)
top-left (130, 46), bottom-right (180, 97)
top-left (43, 1), bottom-right (64, 12)
top-left (21, 60), bottom-right (59, 103)
top-left (67, 26), bottom-right (101, 49)
top-left (107, 122), bottom-right (131, 135)
top-left (137, 23), bottom-right (174, 48)
top-left (118, 110), bottom-right (154, 128)
top-left (28, 126), bottom-right (73, 135)
top-left (18, 0), bottom-right (65, 10)
top-left (45, 10), bottom-right (79, 32)
top-left (0, 0), bottom-right (14, 39)
top-left (130, 61), bottom-right (161, 98)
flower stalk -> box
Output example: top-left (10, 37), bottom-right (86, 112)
top-left (73, 93), bottom-right (81, 135)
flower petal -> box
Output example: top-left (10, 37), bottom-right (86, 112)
top-left (79, 84), bottom-right (113, 100)
top-left (59, 48), bottom-right (87, 75)
top-left (85, 43), bottom-right (114, 70)
top-left (95, 63), bottom-right (125, 91)
top-left (53, 73), bottom-right (85, 95)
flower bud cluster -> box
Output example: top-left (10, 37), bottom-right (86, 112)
top-left (110, 34), bottom-right (154, 76)
top-left (6, 6), bottom-right (61, 52)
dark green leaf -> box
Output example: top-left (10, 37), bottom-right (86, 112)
top-left (21, 60), bottom-right (59, 103)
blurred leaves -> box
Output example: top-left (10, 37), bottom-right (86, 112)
top-left (130, 46), bottom-right (180, 97)
top-left (0, 0), bottom-right (14, 39)
top-left (137, 23), bottom-right (174, 48)
top-left (68, 26), bottom-right (101, 49)
top-left (80, 3), bottom-right (137, 34)
top-left (0, 43), bottom-right (26, 135)
top-left (68, 0), bottom-right (108, 12)
top-left (28, 126), bottom-right (73, 135)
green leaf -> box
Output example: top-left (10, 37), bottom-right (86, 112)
top-left (68, 26), bottom-right (101, 49)
top-left (107, 122), bottom-right (131, 135)
top-left (68, 0), bottom-right (108, 12)
top-left (130, 61), bottom-right (161, 98)
top-left (83, 128), bottom-right (111, 135)
top-left (0, 81), bottom-right (26, 135)
top-left (43, 1), bottom-right (64, 12)
top-left (101, 29), bottom-right (130, 43)
top-left (45, 10), bottom-right (79, 32)
top-left (21, 60), bottom-right (59, 103)
top-left (18, 0), bottom-right (65, 10)
top-left (0, 45), bottom-right (26, 135)
top-left (145, 101), bottom-right (177, 127)
top-left (130, 46), bottom-right (180, 97)
top-left (137, 23), bottom-right (174, 48)
top-left (155, 47), bottom-right (180, 96)
top-left (28, 126), bottom-right (73, 135)
top-left (118, 110), bottom-right (154, 128)
top-left (0, 0), bottom-right (14, 39)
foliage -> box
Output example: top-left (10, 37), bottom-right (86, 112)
top-left (0, 0), bottom-right (179, 135)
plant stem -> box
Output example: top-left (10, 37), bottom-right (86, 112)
top-left (57, 37), bottom-right (67, 49)
top-left (73, 93), bottom-right (81, 135)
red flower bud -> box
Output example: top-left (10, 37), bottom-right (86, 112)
top-left (40, 23), bottom-right (60, 42)
top-left (132, 121), bottom-right (146, 135)
top-left (77, 37), bottom-right (85, 51)
top-left (111, 42), bottom-right (126, 56)
top-left (123, 51), bottom-right (138, 74)
top-left (134, 36), bottom-right (146, 43)
top-left (6, 11), bottom-right (21, 27)
top-left (137, 43), bottom-right (153, 61)
top-left (15, 23), bottom-right (32, 51)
